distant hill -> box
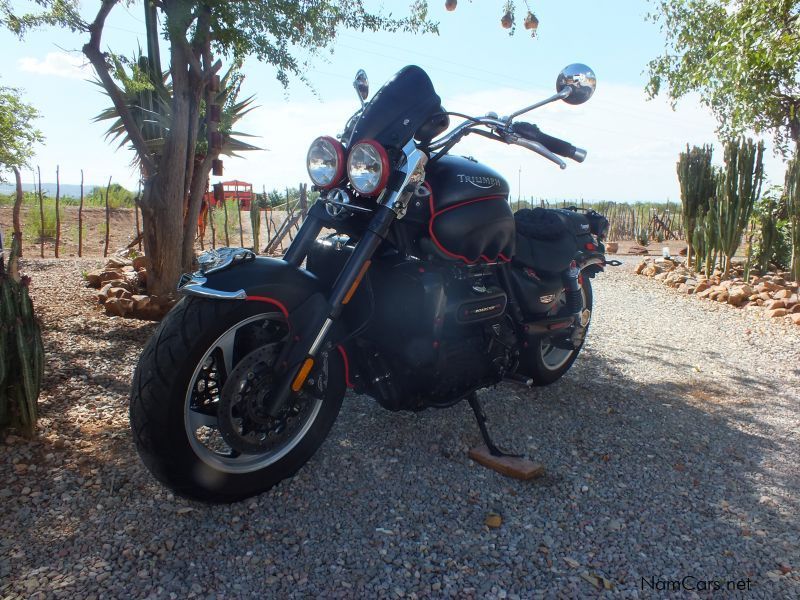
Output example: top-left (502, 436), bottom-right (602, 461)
top-left (0, 182), bottom-right (110, 198)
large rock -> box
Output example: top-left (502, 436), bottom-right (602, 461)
top-left (791, 313), bottom-right (800, 325)
top-left (85, 270), bottom-right (104, 288)
top-left (677, 283), bottom-right (695, 294)
top-left (635, 261), bottom-right (648, 275)
top-left (105, 256), bottom-right (132, 269)
top-left (695, 282), bottom-right (711, 293)
top-left (104, 278), bottom-right (137, 293)
top-left (104, 297), bottom-right (134, 317)
top-left (727, 287), bottom-right (750, 307)
top-left (99, 269), bottom-right (125, 285)
top-left (764, 299), bottom-right (786, 310)
top-left (643, 264), bottom-right (662, 277)
top-left (774, 289), bottom-right (792, 299)
top-left (132, 255), bottom-right (150, 271)
top-left (766, 308), bottom-right (788, 318)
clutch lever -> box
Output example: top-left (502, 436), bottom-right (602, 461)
top-left (506, 134), bottom-right (567, 169)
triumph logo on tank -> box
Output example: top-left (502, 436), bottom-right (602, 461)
top-left (457, 174), bottom-right (501, 189)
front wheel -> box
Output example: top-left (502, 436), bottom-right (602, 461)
top-left (130, 297), bottom-right (345, 503)
top-left (519, 277), bottom-right (593, 386)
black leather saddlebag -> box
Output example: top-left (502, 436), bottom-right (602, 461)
top-left (513, 207), bottom-right (594, 273)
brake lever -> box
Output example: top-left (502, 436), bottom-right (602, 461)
top-left (506, 134), bottom-right (567, 169)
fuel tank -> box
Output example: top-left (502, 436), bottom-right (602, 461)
top-left (405, 155), bottom-right (515, 263)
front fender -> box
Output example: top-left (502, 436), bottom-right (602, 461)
top-left (179, 250), bottom-right (348, 356)
top-left (180, 254), bottom-right (324, 312)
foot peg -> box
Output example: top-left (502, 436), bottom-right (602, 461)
top-left (466, 393), bottom-right (546, 480)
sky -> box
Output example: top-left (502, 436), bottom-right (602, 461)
top-left (0, 0), bottom-right (789, 202)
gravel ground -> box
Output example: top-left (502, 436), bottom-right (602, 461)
top-left (2, 257), bottom-right (799, 599)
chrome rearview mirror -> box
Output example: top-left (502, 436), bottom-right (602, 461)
top-left (506, 63), bottom-right (596, 121)
top-left (353, 69), bottom-right (369, 106)
top-left (556, 64), bottom-right (596, 105)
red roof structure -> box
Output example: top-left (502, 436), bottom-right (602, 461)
top-left (205, 180), bottom-right (254, 210)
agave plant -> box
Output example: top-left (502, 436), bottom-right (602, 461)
top-left (94, 51), bottom-right (259, 170)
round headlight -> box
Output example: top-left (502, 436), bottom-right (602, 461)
top-left (306, 136), bottom-right (344, 189)
top-left (347, 140), bottom-right (390, 197)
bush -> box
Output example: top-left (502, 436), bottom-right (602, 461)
top-left (210, 200), bottom-right (240, 246)
top-left (85, 183), bottom-right (136, 208)
top-left (22, 198), bottom-right (58, 242)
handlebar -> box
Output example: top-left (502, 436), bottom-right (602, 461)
top-left (427, 114), bottom-right (586, 168)
top-left (510, 122), bottom-right (586, 163)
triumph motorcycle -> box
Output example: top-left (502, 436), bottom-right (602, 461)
top-left (130, 63), bottom-right (615, 502)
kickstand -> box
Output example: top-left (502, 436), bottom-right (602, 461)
top-left (466, 392), bottom-right (521, 458)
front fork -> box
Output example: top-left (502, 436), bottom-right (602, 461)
top-left (264, 140), bottom-right (427, 416)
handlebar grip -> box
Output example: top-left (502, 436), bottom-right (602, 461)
top-left (511, 122), bottom-right (586, 162)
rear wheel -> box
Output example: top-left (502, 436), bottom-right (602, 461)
top-left (130, 297), bottom-right (345, 503)
top-left (520, 277), bottom-right (593, 386)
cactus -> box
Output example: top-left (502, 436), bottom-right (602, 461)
top-left (716, 138), bottom-right (764, 278)
top-left (0, 180), bottom-right (44, 437)
top-left (249, 196), bottom-right (261, 253)
top-left (636, 227), bottom-right (649, 247)
top-left (753, 187), bottom-right (784, 273)
top-left (787, 157), bottom-right (800, 281)
top-left (0, 269), bottom-right (43, 437)
top-left (677, 144), bottom-right (716, 270)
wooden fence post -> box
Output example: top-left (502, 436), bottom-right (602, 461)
top-left (54, 165), bottom-right (61, 258)
top-left (236, 187), bottom-right (244, 247)
top-left (78, 170), bottom-right (84, 257)
top-left (37, 166), bottom-right (44, 258)
top-left (103, 176), bottom-right (111, 258)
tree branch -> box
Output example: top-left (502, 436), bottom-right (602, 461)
top-left (83, 0), bottom-right (156, 176)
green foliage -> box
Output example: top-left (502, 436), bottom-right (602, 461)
top-left (647, 0), bottom-right (800, 153)
top-left (753, 186), bottom-right (790, 272)
top-left (716, 138), bottom-right (764, 275)
top-left (0, 81), bottom-right (43, 180)
top-left (786, 156), bottom-right (800, 279)
top-left (677, 145), bottom-right (716, 269)
top-left (0, 183), bottom-right (136, 208)
top-left (86, 183), bottom-right (135, 208)
top-left (22, 196), bottom-right (58, 242)
top-left (0, 240), bottom-right (44, 437)
top-left (211, 200), bottom-right (240, 246)
top-left (249, 198), bottom-right (261, 252)
top-left (636, 228), bottom-right (649, 247)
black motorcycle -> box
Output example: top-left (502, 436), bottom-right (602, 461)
top-left (130, 63), bottom-right (612, 502)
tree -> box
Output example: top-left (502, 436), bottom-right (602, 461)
top-left (2, 1), bottom-right (436, 297)
top-left (0, 81), bottom-right (43, 182)
top-left (647, 0), bottom-right (800, 155)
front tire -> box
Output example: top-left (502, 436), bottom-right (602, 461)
top-left (519, 277), bottom-right (593, 386)
top-left (130, 297), bottom-right (345, 503)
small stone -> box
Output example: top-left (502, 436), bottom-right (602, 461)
top-left (485, 513), bottom-right (502, 528)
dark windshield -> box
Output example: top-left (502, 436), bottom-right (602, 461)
top-left (347, 65), bottom-right (441, 151)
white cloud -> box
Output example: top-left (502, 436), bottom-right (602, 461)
top-left (18, 52), bottom-right (93, 80)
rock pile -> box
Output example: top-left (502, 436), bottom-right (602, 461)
top-left (635, 258), bottom-right (800, 326)
top-left (84, 255), bottom-right (176, 320)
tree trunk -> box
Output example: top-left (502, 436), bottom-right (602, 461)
top-left (139, 175), bottom-right (185, 298)
top-left (137, 22), bottom-right (195, 298)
